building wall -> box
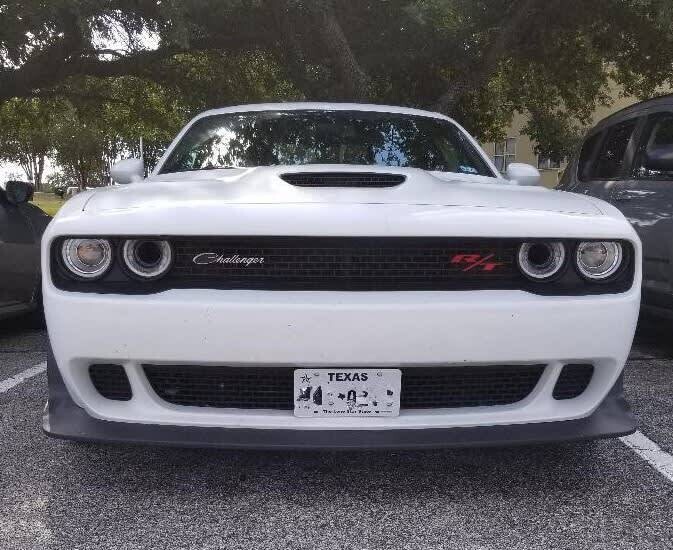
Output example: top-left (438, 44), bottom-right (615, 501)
top-left (480, 92), bottom-right (640, 188)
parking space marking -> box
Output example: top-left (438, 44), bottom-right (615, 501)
top-left (0, 362), bottom-right (46, 393)
top-left (621, 431), bottom-right (673, 483)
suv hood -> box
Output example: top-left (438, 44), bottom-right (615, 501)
top-left (83, 165), bottom-right (602, 215)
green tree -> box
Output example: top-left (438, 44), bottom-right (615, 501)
top-left (42, 50), bottom-right (298, 187)
top-left (0, 98), bottom-right (59, 188)
top-left (4, 1), bottom-right (673, 158)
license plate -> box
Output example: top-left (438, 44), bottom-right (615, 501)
top-left (293, 368), bottom-right (401, 417)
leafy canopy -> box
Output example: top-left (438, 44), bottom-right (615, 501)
top-left (3, 0), bottom-right (673, 168)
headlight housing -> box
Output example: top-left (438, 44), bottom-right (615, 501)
top-left (61, 238), bottom-right (113, 279)
top-left (122, 239), bottom-right (173, 279)
top-left (576, 241), bottom-right (623, 280)
top-left (517, 242), bottom-right (566, 280)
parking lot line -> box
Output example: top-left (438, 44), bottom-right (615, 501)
top-left (0, 362), bottom-right (46, 393)
top-left (621, 431), bottom-right (673, 483)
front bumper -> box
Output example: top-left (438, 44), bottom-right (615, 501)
top-left (43, 286), bottom-right (640, 446)
top-left (44, 349), bottom-right (635, 449)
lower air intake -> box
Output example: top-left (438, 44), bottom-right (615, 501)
top-left (553, 364), bottom-right (594, 399)
top-left (142, 364), bottom-right (545, 410)
top-left (89, 364), bottom-right (132, 401)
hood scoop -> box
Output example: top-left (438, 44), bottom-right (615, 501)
top-left (280, 172), bottom-right (405, 188)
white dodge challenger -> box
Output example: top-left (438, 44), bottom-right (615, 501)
top-left (42, 103), bottom-right (641, 449)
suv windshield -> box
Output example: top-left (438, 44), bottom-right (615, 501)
top-left (160, 110), bottom-right (494, 176)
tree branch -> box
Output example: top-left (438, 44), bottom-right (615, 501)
top-left (0, 44), bottom-right (182, 101)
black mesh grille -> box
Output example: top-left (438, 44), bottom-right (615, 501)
top-left (280, 172), bottom-right (405, 187)
top-left (143, 364), bottom-right (545, 410)
top-left (400, 365), bottom-right (544, 408)
top-left (169, 237), bottom-right (518, 290)
top-left (89, 364), bottom-right (132, 401)
top-left (553, 364), bottom-right (594, 399)
top-left (145, 366), bottom-right (294, 409)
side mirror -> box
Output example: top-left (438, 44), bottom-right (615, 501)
top-left (0, 180), bottom-right (34, 205)
top-left (644, 144), bottom-right (673, 172)
top-left (505, 163), bottom-right (542, 186)
top-left (110, 158), bottom-right (145, 185)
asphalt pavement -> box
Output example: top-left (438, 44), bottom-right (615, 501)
top-left (2, 316), bottom-right (673, 550)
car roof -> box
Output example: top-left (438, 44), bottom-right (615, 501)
top-left (590, 93), bottom-right (673, 135)
top-left (194, 102), bottom-right (458, 124)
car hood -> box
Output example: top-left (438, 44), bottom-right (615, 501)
top-left (83, 165), bottom-right (603, 215)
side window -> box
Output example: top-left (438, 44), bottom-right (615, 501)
top-left (634, 113), bottom-right (673, 180)
top-left (591, 119), bottom-right (638, 180)
top-left (578, 132), bottom-right (602, 181)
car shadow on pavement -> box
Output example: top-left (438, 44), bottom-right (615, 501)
top-left (632, 314), bottom-right (673, 359)
top-left (58, 438), bottom-right (620, 500)
top-left (34, 437), bottom-right (666, 549)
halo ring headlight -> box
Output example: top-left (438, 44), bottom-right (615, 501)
top-left (61, 238), bottom-right (113, 279)
top-left (576, 241), bottom-right (622, 280)
top-left (518, 242), bottom-right (566, 280)
top-left (122, 239), bottom-right (172, 279)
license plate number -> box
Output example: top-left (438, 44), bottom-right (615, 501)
top-left (293, 368), bottom-right (401, 417)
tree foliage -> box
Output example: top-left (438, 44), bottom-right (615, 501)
top-left (3, 0), bottom-right (673, 172)
top-left (0, 98), bottom-right (59, 187)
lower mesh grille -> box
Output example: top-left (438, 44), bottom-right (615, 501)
top-left (553, 364), bottom-right (594, 399)
top-left (142, 364), bottom-right (545, 410)
top-left (399, 365), bottom-right (544, 408)
top-left (89, 364), bottom-right (132, 401)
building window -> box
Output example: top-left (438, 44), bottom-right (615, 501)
top-left (494, 138), bottom-right (516, 172)
top-left (538, 156), bottom-right (562, 170)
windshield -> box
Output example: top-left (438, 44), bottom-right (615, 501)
top-left (160, 110), bottom-right (494, 176)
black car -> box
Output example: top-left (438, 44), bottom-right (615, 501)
top-left (0, 181), bottom-right (51, 321)
top-left (558, 94), bottom-right (673, 318)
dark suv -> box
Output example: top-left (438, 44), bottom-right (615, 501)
top-left (558, 94), bottom-right (673, 317)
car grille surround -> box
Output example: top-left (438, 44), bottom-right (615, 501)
top-left (142, 364), bottom-right (546, 410)
top-left (51, 236), bottom-right (635, 295)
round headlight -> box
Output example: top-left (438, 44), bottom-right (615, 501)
top-left (122, 239), bottom-right (172, 279)
top-left (518, 242), bottom-right (566, 280)
top-left (576, 241), bottom-right (622, 280)
top-left (61, 238), bottom-right (112, 279)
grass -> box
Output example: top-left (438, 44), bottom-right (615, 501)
top-left (31, 192), bottom-right (65, 216)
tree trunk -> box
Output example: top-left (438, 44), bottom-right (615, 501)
top-left (308, 1), bottom-right (370, 100)
top-left (34, 156), bottom-right (45, 189)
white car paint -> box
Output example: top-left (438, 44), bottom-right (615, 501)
top-left (42, 102), bottom-right (641, 436)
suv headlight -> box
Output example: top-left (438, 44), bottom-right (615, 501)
top-left (61, 238), bottom-right (113, 279)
